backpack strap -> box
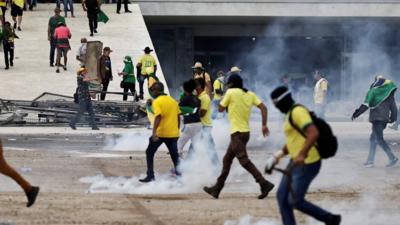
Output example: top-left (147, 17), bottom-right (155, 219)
top-left (288, 104), bottom-right (308, 139)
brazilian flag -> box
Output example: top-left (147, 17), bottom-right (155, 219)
top-left (98, 10), bottom-right (109, 24)
top-left (364, 79), bottom-right (397, 109)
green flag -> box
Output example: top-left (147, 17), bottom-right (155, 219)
top-left (364, 80), bottom-right (397, 108)
top-left (97, 10), bottom-right (109, 24)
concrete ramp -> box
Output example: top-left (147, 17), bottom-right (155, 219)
top-left (0, 4), bottom-right (167, 100)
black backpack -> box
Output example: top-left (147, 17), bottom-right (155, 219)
top-left (289, 104), bottom-right (338, 159)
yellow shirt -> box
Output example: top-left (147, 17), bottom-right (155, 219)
top-left (284, 106), bottom-right (320, 164)
top-left (0, 0), bottom-right (5, 8)
top-left (220, 88), bottom-right (261, 134)
top-left (194, 72), bottom-right (211, 95)
top-left (198, 91), bottom-right (212, 126)
top-left (314, 78), bottom-right (328, 105)
top-left (152, 95), bottom-right (180, 138)
top-left (13, 0), bottom-right (24, 8)
top-left (213, 78), bottom-right (224, 100)
top-left (140, 54), bottom-right (157, 75)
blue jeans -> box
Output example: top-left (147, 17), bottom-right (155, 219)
top-left (63, 0), bottom-right (74, 16)
top-left (145, 137), bottom-right (180, 178)
top-left (277, 161), bottom-right (333, 225)
top-left (368, 121), bottom-right (396, 163)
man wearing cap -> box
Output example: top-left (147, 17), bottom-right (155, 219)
top-left (98, 46), bottom-right (113, 101)
top-left (192, 62), bottom-right (212, 98)
top-left (70, 67), bottom-right (99, 130)
top-left (48, 7), bottom-right (65, 67)
top-left (54, 21), bottom-right (71, 73)
top-left (118, 56), bottom-right (137, 101)
top-left (203, 74), bottom-right (274, 200)
top-left (136, 46), bottom-right (157, 100)
top-left (268, 86), bottom-right (341, 225)
top-left (76, 38), bottom-right (87, 67)
top-left (82, 0), bottom-right (100, 37)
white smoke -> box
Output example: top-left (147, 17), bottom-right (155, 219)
top-left (224, 215), bottom-right (279, 225)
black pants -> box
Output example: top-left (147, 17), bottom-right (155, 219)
top-left (70, 100), bottom-right (97, 128)
top-left (3, 42), bottom-right (14, 68)
top-left (117, 0), bottom-right (128, 12)
top-left (87, 10), bottom-right (98, 34)
top-left (0, 6), bottom-right (6, 23)
top-left (145, 137), bottom-right (180, 178)
top-left (368, 121), bottom-right (396, 163)
top-left (49, 38), bottom-right (57, 65)
top-left (122, 83), bottom-right (136, 101)
top-left (101, 80), bottom-right (109, 100)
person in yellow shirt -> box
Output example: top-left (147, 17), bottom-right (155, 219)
top-left (195, 78), bottom-right (218, 165)
top-left (11, 0), bottom-right (24, 31)
top-left (192, 62), bottom-right (212, 98)
top-left (0, 0), bottom-right (6, 26)
top-left (136, 46), bottom-right (157, 100)
top-left (203, 74), bottom-right (274, 200)
top-left (313, 70), bottom-right (328, 118)
top-left (212, 70), bottom-right (225, 119)
top-left (139, 82), bottom-right (181, 183)
top-left (267, 86), bottom-right (341, 225)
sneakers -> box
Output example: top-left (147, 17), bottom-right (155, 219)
top-left (56, 69), bottom-right (60, 73)
top-left (50, 63), bottom-right (54, 67)
top-left (94, 29), bottom-right (98, 33)
top-left (63, 66), bottom-right (67, 71)
top-left (26, 186), bottom-right (40, 207)
top-left (363, 162), bottom-right (374, 168)
top-left (92, 126), bottom-right (100, 130)
top-left (326, 214), bottom-right (341, 225)
top-left (5, 66), bottom-right (9, 70)
top-left (203, 184), bottom-right (224, 199)
top-left (90, 33), bottom-right (93, 37)
top-left (17, 27), bottom-right (21, 31)
top-left (386, 158), bottom-right (398, 168)
top-left (125, 10), bottom-right (132, 13)
top-left (258, 180), bottom-right (274, 199)
top-left (10, 61), bottom-right (13, 67)
top-left (139, 176), bottom-right (155, 183)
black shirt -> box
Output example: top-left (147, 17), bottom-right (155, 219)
top-left (179, 95), bottom-right (201, 124)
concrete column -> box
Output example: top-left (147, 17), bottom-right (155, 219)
top-left (174, 27), bottom-right (194, 95)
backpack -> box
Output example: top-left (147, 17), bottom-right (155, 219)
top-left (289, 104), bottom-right (338, 159)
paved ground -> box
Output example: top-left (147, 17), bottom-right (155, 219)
top-left (0, 3), bottom-right (167, 101)
top-left (0, 121), bottom-right (399, 224)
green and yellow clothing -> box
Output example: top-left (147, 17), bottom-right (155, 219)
top-left (284, 106), bottom-right (320, 164)
top-left (198, 91), bottom-right (212, 127)
top-left (139, 54), bottom-right (157, 75)
top-left (122, 62), bottom-right (135, 84)
top-left (152, 95), bottom-right (180, 138)
top-left (213, 78), bottom-right (224, 100)
top-left (220, 88), bottom-right (261, 134)
top-left (0, 0), bottom-right (6, 7)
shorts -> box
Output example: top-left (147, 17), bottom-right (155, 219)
top-left (57, 47), bottom-right (69, 56)
top-left (11, 4), bottom-right (23, 17)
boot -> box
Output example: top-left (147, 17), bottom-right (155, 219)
top-left (258, 180), bottom-right (274, 199)
top-left (203, 183), bottom-right (223, 199)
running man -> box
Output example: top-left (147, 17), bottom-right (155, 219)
top-left (269, 86), bottom-right (341, 225)
top-left (203, 74), bottom-right (274, 199)
top-left (139, 82), bottom-right (180, 182)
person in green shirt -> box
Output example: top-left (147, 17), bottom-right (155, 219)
top-left (48, 7), bottom-right (65, 67)
top-left (118, 56), bottom-right (138, 101)
top-left (2, 21), bottom-right (18, 70)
